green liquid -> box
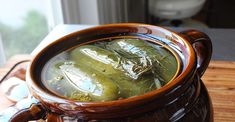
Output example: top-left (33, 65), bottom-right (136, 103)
top-left (42, 39), bottom-right (178, 102)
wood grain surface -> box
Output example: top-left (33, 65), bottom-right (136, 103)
top-left (0, 55), bottom-right (234, 122)
top-left (202, 61), bottom-right (235, 122)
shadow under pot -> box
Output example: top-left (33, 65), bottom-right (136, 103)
top-left (2, 23), bottom-right (213, 122)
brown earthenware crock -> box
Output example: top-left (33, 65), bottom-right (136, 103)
top-left (3, 23), bottom-right (213, 122)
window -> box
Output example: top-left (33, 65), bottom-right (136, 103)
top-left (0, 0), bottom-right (49, 62)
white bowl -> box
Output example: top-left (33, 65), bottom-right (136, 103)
top-left (149, 0), bottom-right (206, 19)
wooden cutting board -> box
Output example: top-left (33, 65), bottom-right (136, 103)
top-left (0, 55), bottom-right (235, 122)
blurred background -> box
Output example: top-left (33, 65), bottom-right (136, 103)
top-left (0, 0), bottom-right (235, 66)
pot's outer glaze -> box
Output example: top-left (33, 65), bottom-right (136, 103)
top-left (10, 24), bottom-right (213, 122)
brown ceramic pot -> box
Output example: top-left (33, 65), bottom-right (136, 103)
top-left (5, 24), bottom-right (213, 122)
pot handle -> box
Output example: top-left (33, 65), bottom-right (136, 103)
top-left (0, 96), bottom-right (47, 122)
top-left (47, 113), bottom-right (64, 122)
top-left (180, 30), bottom-right (212, 77)
top-left (0, 96), bottom-right (65, 122)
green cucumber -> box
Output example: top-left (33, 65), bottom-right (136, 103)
top-left (106, 39), bottom-right (178, 84)
top-left (70, 45), bottom-right (150, 79)
top-left (69, 45), bottom-right (157, 98)
top-left (57, 62), bottom-right (120, 102)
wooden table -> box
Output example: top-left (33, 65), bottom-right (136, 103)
top-left (202, 61), bottom-right (235, 122)
top-left (0, 55), bottom-right (234, 122)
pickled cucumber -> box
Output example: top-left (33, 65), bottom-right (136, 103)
top-left (42, 38), bottom-right (178, 102)
top-left (70, 45), bottom-right (151, 79)
top-left (110, 74), bottom-right (156, 98)
top-left (57, 62), bottom-right (119, 101)
top-left (106, 39), bottom-right (178, 84)
top-left (70, 45), bottom-right (157, 98)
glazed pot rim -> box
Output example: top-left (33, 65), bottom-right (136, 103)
top-left (27, 23), bottom-right (196, 108)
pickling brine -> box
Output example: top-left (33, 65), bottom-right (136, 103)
top-left (41, 38), bottom-right (179, 102)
